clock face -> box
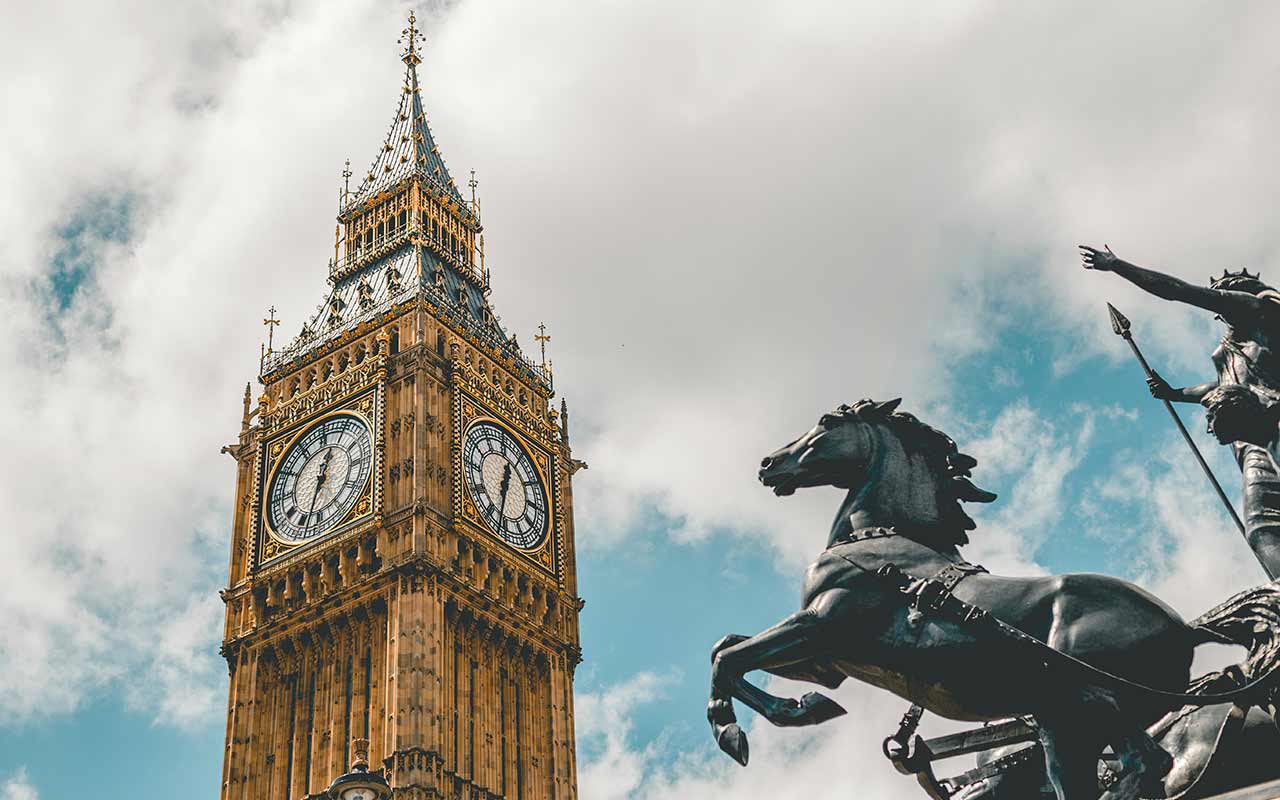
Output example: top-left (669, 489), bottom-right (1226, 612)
top-left (266, 414), bottom-right (374, 543)
top-left (462, 421), bottom-right (549, 549)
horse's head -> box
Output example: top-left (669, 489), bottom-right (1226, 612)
top-left (759, 398), bottom-right (997, 543)
top-left (758, 399), bottom-right (901, 497)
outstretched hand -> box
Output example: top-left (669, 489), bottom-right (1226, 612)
top-left (1080, 244), bottom-right (1119, 272)
top-left (1147, 370), bottom-right (1177, 401)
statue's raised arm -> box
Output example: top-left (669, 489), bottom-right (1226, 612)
top-left (1080, 244), bottom-right (1280, 324)
top-left (1084, 243), bottom-right (1280, 578)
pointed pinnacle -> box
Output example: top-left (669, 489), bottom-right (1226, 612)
top-left (1107, 303), bottom-right (1131, 337)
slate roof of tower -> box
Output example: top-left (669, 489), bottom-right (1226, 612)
top-left (263, 243), bottom-right (543, 386)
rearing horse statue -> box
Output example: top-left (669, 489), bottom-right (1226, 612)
top-left (707, 398), bottom-right (1280, 800)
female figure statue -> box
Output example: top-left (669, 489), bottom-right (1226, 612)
top-left (1081, 244), bottom-right (1280, 576)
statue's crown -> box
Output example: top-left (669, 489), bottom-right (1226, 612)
top-left (1210, 268), bottom-right (1264, 290)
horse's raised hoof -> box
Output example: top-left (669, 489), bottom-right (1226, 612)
top-left (778, 692), bottom-right (847, 727)
top-left (710, 634), bottom-right (749, 660)
top-left (716, 722), bottom-right (750, 766)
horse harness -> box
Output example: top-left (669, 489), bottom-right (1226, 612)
top-left (830, 525), bottom-right (992, 629)
top-left (830, 526), bottom-right (1279, 800)
top-left (833, 528), bottom-right (1027, 798)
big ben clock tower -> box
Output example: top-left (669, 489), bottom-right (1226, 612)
top-left (219, 14), bottom-right (582, 799)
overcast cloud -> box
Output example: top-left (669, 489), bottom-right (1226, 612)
top-left (4, 1), bottom-right (1280, 797)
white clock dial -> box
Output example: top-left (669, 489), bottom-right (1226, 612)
top-left (462, 422), bottom-right (549, 549)
top-left (267, 414), bottom-right (373, 543)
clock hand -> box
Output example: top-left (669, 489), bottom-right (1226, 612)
top-left (498, 462), bottom-right (513, 518)
top-left (307, 450), bottom-right (334, 517)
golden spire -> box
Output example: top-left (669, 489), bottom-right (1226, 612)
top-left (535, 323), bottom-right (552, 370)
top-left (263, 305), bottom-right (280, 356)
top-left (400, 11), bottom-right (424, 67)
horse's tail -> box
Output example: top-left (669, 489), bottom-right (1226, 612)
top-left (1189, 582), bottom-right (1280, 688)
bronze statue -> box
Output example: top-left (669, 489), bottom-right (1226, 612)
top-left (961, 703), bottom-right (1280, 800)
top-left (707, 399), bottom-right (1280, 800)
top-left (1082, 245), bottom-right (1280, 576)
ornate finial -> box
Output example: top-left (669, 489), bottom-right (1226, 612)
top-left (400, 10), bottom-right (424, 66)
top-left (352, 738), bottom-right (370, 771)
top-left (241, 382), bottom-right (253, 432)
top-left (535, 323), bottom-right (552, 370)
top-left (468, 169), bottom-right (479, 210)
top-left (342, 159), bottom-right (352, 198)
top-left (263, 305), bottom-right (281, 356)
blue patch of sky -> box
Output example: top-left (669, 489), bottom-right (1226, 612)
top-left (942, 295), bottom-right (1243, 577)
top-left (0, 695), bottom-right (224, 799)
top-left (577, 509), bottom-right (797, 765)
top-left (46, 193), bottom-right (135, 311)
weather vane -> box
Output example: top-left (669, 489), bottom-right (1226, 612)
top-left (535, 323), bottom-right (552, 370)
top-left (399, 10), bottom-right (424, 66)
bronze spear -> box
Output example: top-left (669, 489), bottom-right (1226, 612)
top-left (1106, 303), bottom-right (1267, 577)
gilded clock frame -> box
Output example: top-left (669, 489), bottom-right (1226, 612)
top-left (256, 387), bottom-right (380, 567)
top-left (453, 389), bottom-right (560, 578)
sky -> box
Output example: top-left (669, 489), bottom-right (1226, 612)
top-left (3, 1), bottom-right (1280, 798)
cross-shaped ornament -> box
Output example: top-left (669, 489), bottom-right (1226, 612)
top-left (535, 323), bottom-right (552, 370)
top-left (263, 305), bottom-right (281, 355)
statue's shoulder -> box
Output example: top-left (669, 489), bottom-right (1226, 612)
top-left (1255, 289), bottom-right (1280, 321)
top-left (802, 545), bottom-right (878, 600)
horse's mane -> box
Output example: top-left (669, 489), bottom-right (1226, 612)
top-left (824, 399), bottom-right (997, 546)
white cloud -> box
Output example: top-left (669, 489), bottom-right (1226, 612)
top-left (1, 768), bottom-right (39, 800)
top-left (959, 401), bottom-right (1096, 573)
top-left (577, 671), bottom-right (674, 800)
top-left (579, 672), bottom-right (979, 800)
top-left (1078, 432), bottom-right (1270, 680)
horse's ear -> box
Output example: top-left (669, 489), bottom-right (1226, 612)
top-left (952, 476), bottom-right (997, 503)
top-left (875, 398), bottom-right (902, 416)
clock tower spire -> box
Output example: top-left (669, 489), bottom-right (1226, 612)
top-left (219, 13), bottom-right (582, 799)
